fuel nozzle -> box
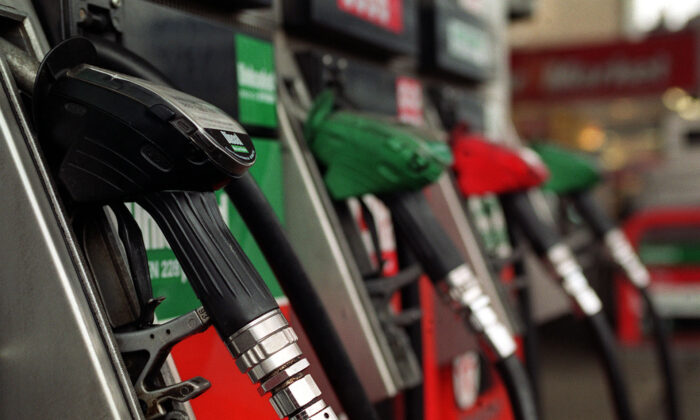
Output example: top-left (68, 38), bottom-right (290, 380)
top-left (530, 142), bottom-right (601, 195)
top-left (451, 131), bottom-right (636, 420)
top-left (304, 92), bottom-right (538, 420)
top-left (451, 126), bottom-right (549, 196)
top-left (450, 131), bottom-right (602, 315)
top-left (533, 143), bottom-right (680, 420)
top-left (26, 37), bottom-right (336, 420)
top-left (304, 91), bottom-right (519, 360)
top-left (305, 89), bottom-right (452, 199)
top-left (32, 37), bottom-right (256, 201)
top-left (532, 142), bottom-right (650, 289)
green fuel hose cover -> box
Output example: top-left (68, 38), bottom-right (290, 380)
top-left (305, 90), bottom-right (453, 199)
top-left (531, 142), bottom-right (601, 194)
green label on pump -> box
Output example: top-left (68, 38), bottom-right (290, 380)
top-left (235, 34), bottom-right (277, 128)
top-left (131, 138), bottom-right (285, 320)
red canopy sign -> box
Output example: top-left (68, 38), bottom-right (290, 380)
top-left (511, 31), bottom-right (697, 102)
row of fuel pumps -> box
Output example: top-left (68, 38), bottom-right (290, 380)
top-left (0, 1), bottom-right (680, 419)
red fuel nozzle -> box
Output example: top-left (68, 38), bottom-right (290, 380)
top-left (450, 125), bottom-right (549, 196)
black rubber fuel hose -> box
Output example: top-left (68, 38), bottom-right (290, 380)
top-left (225, 174), bottom-right (380, 420)
top-left (587, 311), bottom-right (635, 420)
top-left (641, 288), bottom-right (680, 420)
top-left (569, 190), bottom-right (617, 237)
top-left (501, 191), bottom-right (635, 420)
top-left (497, 354), bottom-right (540, 420)
top-left (383, 189), bottom-right (539, 420)
top-left (571, 190), bottom-right (679, 420)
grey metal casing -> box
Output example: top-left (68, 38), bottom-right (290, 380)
top-left (0, 2), bottom-right (141, 418)
top-left (275, 34), bottom-right (405, 400)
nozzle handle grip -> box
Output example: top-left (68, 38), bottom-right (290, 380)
top-left (382, 190), bottom-right (464, 282)
top-left (570, 190), bottom-right (616, 238)
top-left (500, 192), bottom-right (560, 255)
top-left (139, 191), bottom-right (278, 338)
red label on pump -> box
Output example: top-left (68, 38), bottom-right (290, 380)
top-left (337, 0), bottom-right (404, 33)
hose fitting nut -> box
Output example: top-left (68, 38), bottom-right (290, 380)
top-left (604, 229), bottom-right (650, 289)
top-left (228, 310), bottom-right (337, 420)
top-left (442, 264), bottom-right (517, 358)
top-left (547, 244), bottom-right (602, 316)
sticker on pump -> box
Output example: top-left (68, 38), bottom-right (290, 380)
top-left (396, 76), bottom-right (424, 127)
top-left (453, 351), bottom-right (481, 410)
top-left (349, 195), bottom-right (398, 276)
top-left (205, 129), bottom-right (255, 160)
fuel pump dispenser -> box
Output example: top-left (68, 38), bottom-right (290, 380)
top-left (15, 36), bottom-right (337, 420)
top-left (26, 2), bottom-right (382, 415)
top-left (532, 143), bottom-right (680, 420)
top-left (450, 128), bottom-right (635, 420)
top-left (304, 90), bottom-right (539, 420)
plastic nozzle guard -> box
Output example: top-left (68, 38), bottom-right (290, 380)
top-left (450, 126), bottom-right (549, 196)
top-left (304, 90), bottom-right (452, 200)
top-left (530, 143), bottom-right (601, 194)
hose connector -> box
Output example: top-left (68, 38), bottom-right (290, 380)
top-left (547, 244), bottom-right (603, 316)
top-left (604, 229), bottom-right (651, 289)
top-left (228, 310), bottom-right (337, 420)
top-left (441, 264), bottom-right (517, 359)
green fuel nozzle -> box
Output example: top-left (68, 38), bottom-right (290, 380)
top-left (530, 144), bottom-right (680, 420)
top-left (304, 90), bottom-right (452, 199)
top-left (304, 92), bottom-right (538, 420)
top-left (530, 142), bottom-right (614, 234)
top-left (304, 90), bottom-right (527, 375)
top-left (530, 143), bottom-right (601, 195)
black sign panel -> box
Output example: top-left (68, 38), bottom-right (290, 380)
top-left (296, 50), bottom-right (398, 117)
top-left (428, 84), bottom-right (485, 132)
top-left (421, 0), bottom-right (494, 81)
top-left (284, 0), bottom-right (418, 55)
top-left (34, 0), bottom-right (277, 136)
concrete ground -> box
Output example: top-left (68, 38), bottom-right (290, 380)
top-left (537, 316), bottom-right (700, 420)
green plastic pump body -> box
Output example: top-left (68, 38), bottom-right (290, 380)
top-left (305, 90), bottom-right (453, 200)
top-left (531, 143), bottom-right (601, 194)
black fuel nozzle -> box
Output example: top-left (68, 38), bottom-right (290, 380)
top-left (31, 37), bottom-right (274, 336)
top-left (32, 37), bottom-right (255, 201)
top-left (28, 37), bottom-right (336, 420)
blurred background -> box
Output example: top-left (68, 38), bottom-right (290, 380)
top-left (510, 1), bottom-right (700, 418)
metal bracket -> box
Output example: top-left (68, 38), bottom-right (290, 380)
top-left (116, 307), bottom-right (212, 419)
top-left (363, 264), bottom-right (424, 389)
